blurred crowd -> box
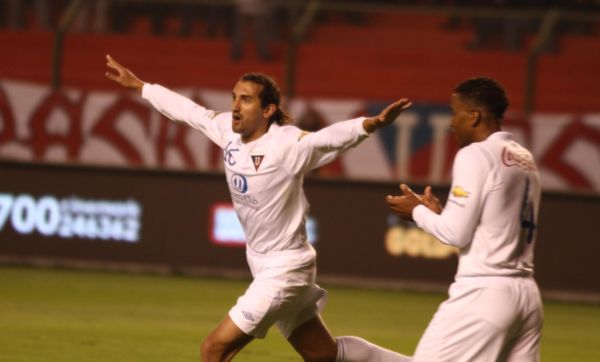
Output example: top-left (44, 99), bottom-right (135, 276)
top-left (1, 0), bottom-right (598, 56)
top-left (438, 1), bottom-right (600, 52)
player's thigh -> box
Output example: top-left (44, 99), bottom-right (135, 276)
top-left (228, 278), bottom-right (285, 339)
top-left (414, 283), bottom-right (520, 361)
top-left (504, 282), bottom-right (543, 362)
top-left (502, 325), bottom-right (541, 362)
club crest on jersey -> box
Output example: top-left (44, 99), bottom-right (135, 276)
top-left (250, 148), bottom-right (265, 171)
top-left (451, 186), bottom-right (470, 198)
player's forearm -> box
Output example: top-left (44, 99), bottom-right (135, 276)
top-left (309, 117), bottom-right (369, 152)
top-left (413, 205), bottom-right (472, 248)
top-left (142, 83), bottom-right (216, 125)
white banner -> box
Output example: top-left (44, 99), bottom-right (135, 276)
top-left (1, 79), bottom-right (599, 193)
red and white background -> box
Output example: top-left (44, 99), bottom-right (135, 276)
top-left (1, 79), bottom-right (599, 194)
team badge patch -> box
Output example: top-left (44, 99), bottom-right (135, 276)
top-left (250, 148), bottom-right (265, 171)
top-left (451, 186), bottom-right (470, 198)
top-left (251, 155), bottom-right (264, 171)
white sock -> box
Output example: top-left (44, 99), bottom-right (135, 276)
top-left (336, 336), bottom-right (412, 362)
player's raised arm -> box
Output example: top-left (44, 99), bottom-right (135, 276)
top-left (363, 98), bottom-right (412, 133)
top-left (105, 54), bottom-right (145, 93)
top-left (285, 97), bottom-right (412, 174)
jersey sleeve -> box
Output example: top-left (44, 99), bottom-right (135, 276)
top-left (412, 145), bottom-right (491, 249)
top-left (280, 117), bottom-right (369, 175)
top-left (142, 83), bottom-right (229, 148)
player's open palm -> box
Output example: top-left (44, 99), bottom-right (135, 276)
top-left (380, 98), bottom-right (412, 126)
top-left (105, 54), bottom-right (145, 92)
top-left (363, 98), bottom-right (412, 133)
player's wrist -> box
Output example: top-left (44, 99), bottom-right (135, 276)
top-left (133, 80), bottom-right (145, 93)
top-left (362, 117), bottom-right (377, 134)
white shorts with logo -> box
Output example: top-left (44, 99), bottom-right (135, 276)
top-left (413, 276), bottom-right (543, 362)
top-left (228, 244), bottom-right (327, 339)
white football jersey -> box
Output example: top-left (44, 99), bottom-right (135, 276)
top-left (143, 84), bottom-right (369, 252)
top-left (413, 131), bottom-right (541, 278)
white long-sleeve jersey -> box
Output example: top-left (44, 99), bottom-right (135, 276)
top-left (142, 84), bottom-right (369, 253)
top-left (413, 132), bottom-right (541, 278)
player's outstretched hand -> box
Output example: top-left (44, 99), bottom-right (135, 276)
top-left (105, 54), bottom-right (145, 93)
top-left (363, 98), bottom-right (412, 133)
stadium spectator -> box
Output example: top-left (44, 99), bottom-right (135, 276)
top-left (74, 0), bottom-right (110, 33)
top-left (465, 0), bottom-right (529, 52)
top-left (6, 0), bottom-right (51, 30)
top-left (386, 77), bottom-right (543, 361)
top-left (178, 3), bottom-right (234, 38)
top-left (105, 54), bottom-right (413, 362)
top-left (231, 0), bottom-right (273, 61)
top-left (111, 1), bottom-right (169, 35)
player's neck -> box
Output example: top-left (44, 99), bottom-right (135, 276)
top-left (474, 120), bottom-right (501, 143)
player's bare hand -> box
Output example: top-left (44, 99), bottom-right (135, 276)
top-left (105, 54), bottom-right (145, 93)
top-left (363, 98), bottom-right (412, 133)
top-left (422, 186), bottom-right (442, 214)
top-left (385, 183), bottom-right (422, 221)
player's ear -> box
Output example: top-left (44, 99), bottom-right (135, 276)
top-left (470, 109), bottom-right (482, 127)
top-left (263, 104), bottom-right (276, 119)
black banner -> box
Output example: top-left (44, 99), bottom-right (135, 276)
top-left (1, 161), bottom-right (598, 296)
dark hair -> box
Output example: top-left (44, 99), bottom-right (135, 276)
top-left (240, 72), bottom-right (291, 125)
top-left (454, 77), bottom-right (509, 120)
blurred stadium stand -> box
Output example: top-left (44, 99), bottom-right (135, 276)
top-left (1, 0), bottom-right (599, 112)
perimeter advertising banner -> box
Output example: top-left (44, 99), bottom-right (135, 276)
top-left (1, 80), bottom-right (599, 193)
top-left (1, 161), bottom-right (598, 295)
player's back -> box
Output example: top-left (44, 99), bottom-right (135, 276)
top-left (462, 132), bottom-right (541, 278)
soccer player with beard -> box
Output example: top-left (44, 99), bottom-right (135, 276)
top-left (106, 54), bottom-right (412, 362)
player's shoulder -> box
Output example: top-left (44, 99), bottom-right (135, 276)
top-left (456, 142), bottom-right (493, 170)
top-left (273, 124), bottom-right (310, 143)
top-left (213, 111), bottom-right (233, 121)
top-left (276, 124), bottom-right (301, 134)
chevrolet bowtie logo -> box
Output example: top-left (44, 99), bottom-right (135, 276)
top-left (451, 186), bottom-right (470, 198)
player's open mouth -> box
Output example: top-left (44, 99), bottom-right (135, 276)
top-left (233, 114), bottom-right (242, 121)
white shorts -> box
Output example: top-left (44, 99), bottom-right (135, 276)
top-left (413, 276), bottom-right (543, 362)
top-left (229, 244), bottom-right (327, 339)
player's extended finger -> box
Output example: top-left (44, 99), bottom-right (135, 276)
top-left (106, 61), bottom-right (118, 71)
top-left (106, 54), bottom-right (123, 70)
top-left (389, 99), bottom-right (412, 118)
top-left (105, 71), bottom-right (118, 82)
top-left (393, 98), bottom-right (410, 107)
top-left (402, 183), bottom-right (424, 202)
top-left (385, 195), bottom-right (401, 206)
top-left (400, 100), bottom-right (412, 110)
top-left (424, 186), bottom-right (432, 197)
top-left (399, 183), bottom-right (411, 195)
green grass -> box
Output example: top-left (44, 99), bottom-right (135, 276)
top-left (0, 266), bottom-right (598, 361)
